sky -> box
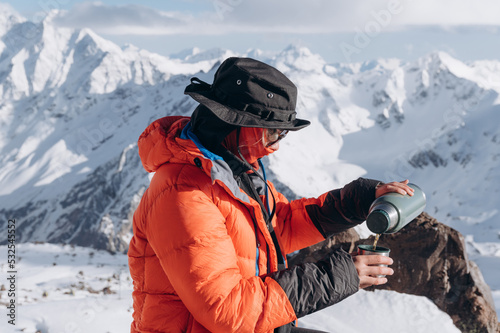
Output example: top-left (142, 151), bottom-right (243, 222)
top-left (1, 0), bottom-right (500, 63)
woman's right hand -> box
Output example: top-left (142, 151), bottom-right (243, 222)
top-left (350, 253), bottom-right (394, 289)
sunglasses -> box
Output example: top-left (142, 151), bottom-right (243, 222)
top-left (264, 129), bottom-right (289, 146)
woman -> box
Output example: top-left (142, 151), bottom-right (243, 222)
top-left (128, 57), bottom-right (413, 333)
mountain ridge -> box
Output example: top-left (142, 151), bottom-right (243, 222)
top-left (0, 11), bottom-right (499, 253)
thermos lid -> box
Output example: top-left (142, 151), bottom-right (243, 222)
top-left (366, 209), bottom-right (390, 234)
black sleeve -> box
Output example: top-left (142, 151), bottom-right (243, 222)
top-left (266, 249), bottom-right (359, 318)
top-left (305, 177), bottom-right (380, 238)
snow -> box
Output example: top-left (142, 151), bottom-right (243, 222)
top-left (9, 48), bottom-right (30, 98)
top-left (300, 290), bottom-right (460, 333)
top-left (0, 244), bottom-right (132, 333)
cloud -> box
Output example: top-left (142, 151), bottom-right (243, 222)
top-left (51, 0), bottom-right (500, 36)
top-left (222, 0), bottom-right (500, 32)
top-left (52, 2), bottom-right (194, 35)
top-left (394, 0), bottom-right (500, 26)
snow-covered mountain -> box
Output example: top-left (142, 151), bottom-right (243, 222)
top-left (0, 6), bottom-right (227, 252)
top-left (1, 5), bottom-right (499, 253)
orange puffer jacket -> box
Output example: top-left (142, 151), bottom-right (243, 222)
top-left (128, 116), bottom-right (372, 333)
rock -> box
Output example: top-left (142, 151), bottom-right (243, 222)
top-left (365, 212), bottom-right (499, 333)
top-left (288, 228), bottom-right (359, 265)
top-left (102, 286), bottom-right (115, 295)
top-left (289, 212), bottom-right (500, 333)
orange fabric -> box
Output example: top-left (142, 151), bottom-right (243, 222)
top-left (222, 127), bottom-right (277, 167)
top-left (128, 117), bottom-right (326, 333)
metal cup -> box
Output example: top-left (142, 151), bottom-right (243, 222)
top-left (357, 244), bottom-right (391, 278)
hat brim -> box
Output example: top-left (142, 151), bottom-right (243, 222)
top-left (185, 90), bottom-right (310, 131)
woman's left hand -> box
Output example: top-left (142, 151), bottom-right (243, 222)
top-left (375, 179), bottom-right (414, 198)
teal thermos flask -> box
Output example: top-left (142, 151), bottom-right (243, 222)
top-left (366, 183), bottom-right (426, 234)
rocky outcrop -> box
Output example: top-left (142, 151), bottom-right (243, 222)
top-left (288, 212), bottom-right (500, 333)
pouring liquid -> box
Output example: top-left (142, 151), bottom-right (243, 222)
top-left (372, 234), bottom-right (381, 250)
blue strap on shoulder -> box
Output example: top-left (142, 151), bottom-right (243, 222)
top-left (180, 122), bottom-right (223, 161)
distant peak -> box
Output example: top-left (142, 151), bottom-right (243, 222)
top-left (73, 27), bottom-right (122, 55)
top-left (245, 48), bottom-right (263, 58)
top-left (419, 51), bottom-right (474, 79)
top-left (274, 45), bottom-right (325, 73)
top-left (171, 47), bottom-right (236, 63)
top-left (0, 3), bottom-right (26, 35)
top-left (359, 58), bottom-right (402, 72)
top-left (360, 60), bottom-right (379, 72)
top-left (281, 44), bottom-right (314, 57)
top-left (122, 43), bottom-right (139, 52)
top-left (41, 8), bottom-right (63, 23)
top-left (424, 51), bottom-right (460, 66)
top-left (169, 47), bottom-right (202, 60)
top-left (244, 48), bottom-right (276, 62)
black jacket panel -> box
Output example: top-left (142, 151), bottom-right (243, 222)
top-left (306, 177), bottom-right (380, 237)
top-left (266, 249), bottom-right (359, 318)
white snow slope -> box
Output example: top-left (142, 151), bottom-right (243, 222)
top-left (0, 4), bottom-right (499, 332)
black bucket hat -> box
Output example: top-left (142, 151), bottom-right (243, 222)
top-left (184, 57), bottom-right (310, 130)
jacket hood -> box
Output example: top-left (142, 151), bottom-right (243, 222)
top-left (137, 116), bottom-right (253, 205)
top-left (138, 116), bottom-right (195, 173)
